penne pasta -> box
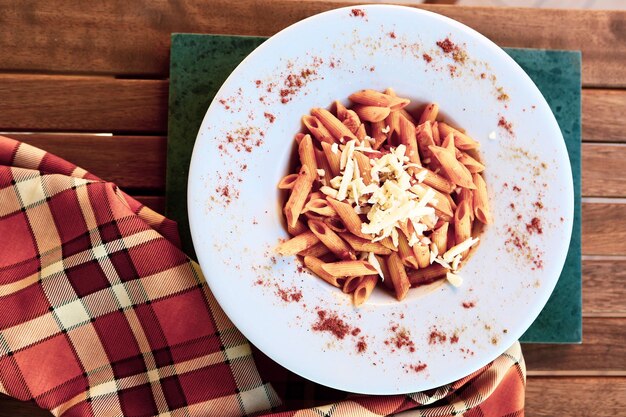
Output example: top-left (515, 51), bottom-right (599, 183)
top-left (339, 232), bottom-right (393, 255)
top-left (308, 219), bottom-right (355, 260)
top-left (276, 230), bottom-right (320, 255)
top-left (321, 260), bottom-right (378, 277)
top-left (419, 103), bottom-right (439, 124)
top-left (311, 107), bottom-right (358, 143)
top-left (298, 134), bottom-right (318, 178)
top-left (352, 104), bottom-right (391, 123)
top-left (302, 115), bottom-right (334, 144)
top-left (454, 200), bottom-right (472, 257)
top-left (386, 252), bottom-right (410, 301)
top-left (304, 256), bottom-right (343, 287)
top-left (407, 264), bottom-right (448, 286)
top-left (326, 198), bottom-right (370, 239)
top-left (278, 173), bottom-right (299, 190)
top-left (353, 275), bottom-right (379, 306)
top-left (284, 165), bottom-right (315, 228)
top-left (299, 242), bottom-right (330, 257)
top-left (278, 88), bottom-right (491, 305)
top-left (349, 89), bottom-right (410, 111)
top-left (438, 122), bottom-right (480, 150)
top-left (472, 173), bottom-right (493, 224)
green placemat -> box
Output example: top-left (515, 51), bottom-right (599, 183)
top-left (166, 33), bottom-right (582, 344)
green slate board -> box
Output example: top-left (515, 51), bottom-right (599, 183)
top-left (166, 34), bottom-right (582, 344)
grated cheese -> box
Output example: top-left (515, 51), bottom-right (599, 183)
top-left (446, 272), bottom-right (463, 287)
top-left (317, 169), bottom-right (326, 177)
top-left (488, 131), bottom-right (497, 140)
top-left (368, 252), bottom-right (385, 281)
top-left (331, 143), bottom-right (339, 154)
top-left (442, 237), bottom-right (480, 263)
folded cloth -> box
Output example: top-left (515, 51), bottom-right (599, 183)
top-left (0, 135), bottom-right (526, 417)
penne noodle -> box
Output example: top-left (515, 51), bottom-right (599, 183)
top-left (299, 242), bottom-right (331, 257)
top-left (472, 173), bottom-right (493, 224)
top-left (353, 151), bottom-right (372, 185)
top-left (458, 151), bottom-right (485, 173)
top-left (379, 236), bottom-right (398, 252)
top-left (411, 183), bottom-right (453, 219)
top-left (321, 141), bottom-right (341, 177)
top-left (454, 199), bottom-right (472, 257)
top-left (431, 121), bottom-right (441, 146)
top-left (324, 216), bottom-right (348, 233)
top-left (311, 107), bottom-right (358, 143)
top-left (326, 198), bottom-right (370, 239)
top-left (422, 168), bottom-right (457, 194)
top-left (352, 104), bottom-right (391, 123)
top-left (416, 121), bottom-right (435, 161)
top-left (371, 120), bottom-right (389, 150)
top-left (386, 252), bottom-right (410, 301)
top-left (356, 122), bottom-right (367, 141)
top-left (431, 222), bottom-right (449, 255)
top-left (304, 256), bottom-right (343, 287)
top-left (303, 198), bottom-right (337, 217)
top-left (298, 134), bottom-right (318, 178)
top-left (384, 110), bottom-right (400, 141)
top-left (349, 89), bottom-right (410, 111)
top-left (276, 230), bottom-right (320, 255)
top-left (413, 243), bottom-right (430, 268)
top-left (343, 275), bottom-right (364, 294)
top-left (334, 100), bottom-right (349, 120)
top-left (284, 165), bottom-right (315, 228)
top-left (353, 275), bottom-right (379, 306)
top-left (419, 103), bottom-right (439, 124)
top-left (438, 122), bottom-right (480, 150)
top-left (429, 137), bottom-right (475, 189)
top-left (398, 113), bottom-right (421, 165)
top-left (294, 132), bottom-right (306, 145)
top-left (314, 147), bottom-right (333, 185)
top-left (308, 219), bottom-right (355, 260)
top-left (342, 109), bottom-right (361, 134)
top-left (407, 264), bottom-right (448, 286)
top-left (321, 260), bottom-right (378, 277)
top-left (457, 188), bottom-right (474, 221)
top-left (375, 254), bottom-right (394, 291)
top-left (287, 219), bottom-right (309, 236)
top-left (446, 221), bottom-right (456, 250)
top-left (302, 115), bottom-right (334, 144)
top-left (278, 173), bottom-right (299, 189)
top-left (397, 232), bottom-right (419, 269)
top-left (399, 108), bottom-right (417, 125)
top-left (339, 232), bottom-right (393, 255)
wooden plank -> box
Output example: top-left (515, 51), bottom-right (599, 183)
top-left (524, 318), bottom-right (625, 372)
top-left (582, 89), bottom-right (626, 142)
top-left (0, 75), bottom-right (167, 132)
top-left (0, 2), bottom-right (624, 87)
top-left (583, 259), bottom-right (626, 316)
top-left (3, 134), bottom-right (166, 191)
top-left (0, 395), bottom-right (50, 417)
top-left (526, 377), bottom-right (626, 416)
top-left (135, 195), bottom-right (166, 214)
top-left (582, 144), bottom-right (626, 197)
top-left (582, 202), bottom-right (626, 256)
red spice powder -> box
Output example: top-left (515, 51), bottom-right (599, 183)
top-left (535, 201), bottom-right (544, 209)
top-left (356, 338), bottom-right (367, 353)
top-left (450, 334), bottom-right (459, 344)
top-left (218, 99), bottom-right (230, 110)
top-left (422, 53), bottom-right (432, 63)
top-left (437, 38), bottom-right (456, 53)
top-left (350, 8), bottom-right (366, 17)
top-left (255, 80), bottom-right (262, 86)
top-left (526, 217), bottom-right (543, 234)
top-left (389, 31), bottom-right (397, 39)
top-left (264, 112), bottom-right (276, 123)
top-left (409, 362), bottom-right (428, 373)
top-left (351, 328), bottom-right (361, 337)
top-left (436, 37), bottom-right (467, 63)
top-left (462, 301), bottom-right (475, 309)
top-left (428, 328), bottom-right (447, 345)
top-left (386, 325), bottom-right (416, 352)
top-left (312, 310), bottom-right (351, 339)
top-left (279, 68), bottom-right (317, 104)
top-left (512, 185), bottom-right (522, 192)
top-left (448, 65), bottom-right (457, 78)
top-left (509, 203), bottom-right (515, 209)
top-left (275, 285), bottom-right (303, 303)
top-left (480, 72), bottom-right (487, 79)
top-left (498, 116), bottom-right (514, 135)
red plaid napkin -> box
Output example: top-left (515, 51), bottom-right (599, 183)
top-left (0, 135), bottom-right (526, 416)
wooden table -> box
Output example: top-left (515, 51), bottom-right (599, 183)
top-left (1, 2), bottom-right (625, 415)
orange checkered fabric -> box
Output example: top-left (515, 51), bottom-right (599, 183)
top-left (0, 135), bottom-right (525, 416)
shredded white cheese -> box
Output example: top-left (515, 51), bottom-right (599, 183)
top-left (488, 131), bottom-right (497, 140)
top-left (446, 271), bottom-right (463, 287)
top-left (368, 252), bottom-right (384, 281)
top-left (317, 169), bottom-right (326, 177)
top-left (331, 143), bottom-right (339, 154)
top-left (381, 125), bottom-right (391, 133)
top-left (442, 237), bottom-right (480, 263)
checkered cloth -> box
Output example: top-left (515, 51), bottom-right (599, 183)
top-left (0, 135), bottom-right (526, 416)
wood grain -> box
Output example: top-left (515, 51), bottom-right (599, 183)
top-left (3, 134), bottom-right (166, 191)
top-left (582, 202), bottom-right (626, 255)
top-left (0, 395), bottom-right (50, 417)
top-left (582, 143), bottom-right (626, 197)
top-left (524, 318), bottom-right (626, 372)
top-left (583, 260), bottom-right (626, 316)
top-left (0, 2), bottom-right (624, 87)
top-left (0, 75), bottom-right (167, 132)
top-left (583, 89), bottom-right (626, 142)
top-left (525, 377), bottom-right (626, 416)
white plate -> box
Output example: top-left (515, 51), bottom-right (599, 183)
top-left (188, 5), bottom-right (573, 394)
